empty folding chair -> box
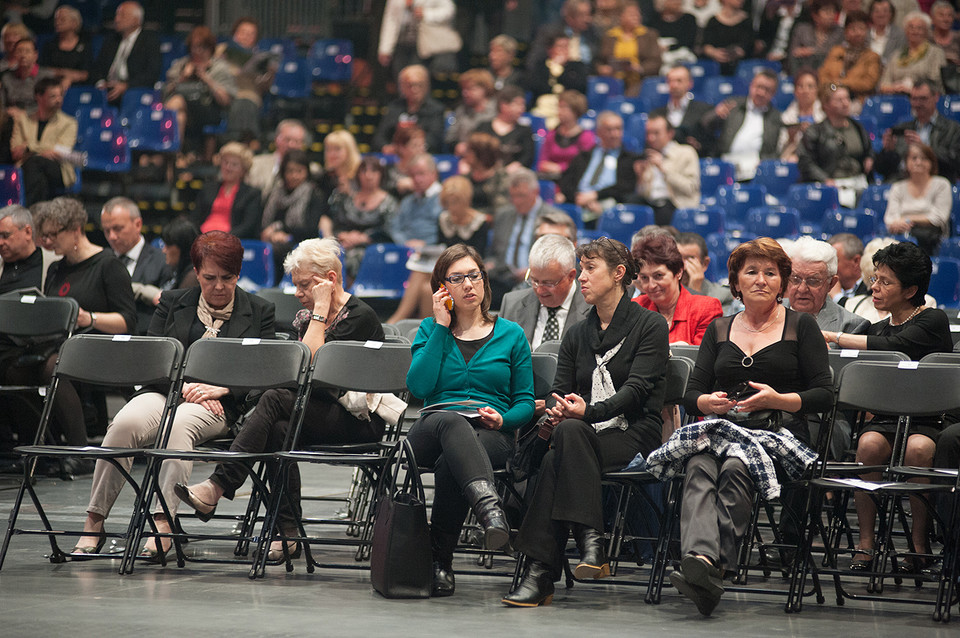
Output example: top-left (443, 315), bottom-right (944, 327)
top-left (699, 159), bottom-right (736, 200)
top-left (77, 124), bottom-right (130, 173)
top-left (735, 59), bottom-right (781, 83)
top-left (270, 57), bottom-right (311, 99)
top-left (62, 85), bottom-right (108, 117)
top-left (126, 108), bottom-right (180, 153)
top-left (350, 243), bottom-right (412, 299)
top-left (696, 76), bottom-right (747, 105)
top-left (819, 208), bottom-right (880, 243)
top-left (683, 60), bottom-right (720, 92)
top-left (715, 183), bottom-right (768, 230)
top-left (639, 76), bottom-right (670, 110)
top-left (308, 39), bottom-right (354, 83)
top-left (861, 95), bottom-right (912, 133)
top-left (597, 204), bottom-right (655, 246)
top-left (587, 76), bottom-right (624, 115)
top-left (119, 88), bottom-right (162, 127)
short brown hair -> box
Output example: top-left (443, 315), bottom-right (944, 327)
top-left (430, 244), bottom-right (494, 323)
top-left (632, 233), bottom-right (684, 276)
top-left (576, 237), bottom-right (640, 292)
top-left (466, 132), bottom-right (501, 170)
top-left (727, 237), bottom-right (792, 299)
top-left (191, 230), bottom-right (243, 276)
top-left (558, 89), bottom-right (589, 118)
top-left (439, 175), bottom-right (473, 209)
top-left (906, 142), bottom-right (938, 176)
top-left (186, 25), bottom-right (217, 55)
top-left (459, 68), bottom-right (495, 96)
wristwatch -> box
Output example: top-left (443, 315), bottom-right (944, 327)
top-left (310, 313), bottom-right (327, 323)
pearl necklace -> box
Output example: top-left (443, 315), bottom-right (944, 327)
top-left (890, 305), bottom-right (924, 326)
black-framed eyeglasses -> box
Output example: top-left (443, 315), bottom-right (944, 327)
top-left (444, 271), bottom-right (484, 286)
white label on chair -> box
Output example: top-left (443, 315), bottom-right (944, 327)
top-left (694, 213), bottom-right (708, 225)
top-left (385, 252), bottom-right (400, 264)
top-left (141, 94), bottom-right (151, 104)
top-left (112, 334), bottom-right (131, 341)
top-left (596, 84), bottom-right (609, 94)
top-left (19, 295), bottom-right (37, 304)
top-left (622, 103), bottom-right (635, 114)
top-left (808, 190), bottom-right (821, 200)
top-left (326, 45), bottom-right (339, 55)
top-left (843, 217), bottom-right (857, 229)
top-left (880, 103), bottom-right (893, 113)
top-left (736, 192), bottom-right (749, 202)
top-left (81, 94), bottom-right (91, 103)
top-left (100, 131), bottom-right (112, 142)
top-left (897, 361), bottom-right (919, 369)
top-left (242, 338), bottom-right (261, 345)
top-left (284, 61), bottom-right (297, 72)
top-left (619, 211), bottom-right (635, 224)
top-left (91, 108), bottom-right (102, 118)
top-left (705, 165), bottom-right (719, 175)
top-left (0, 170), bottom-right (5, 179)
top-left (950, 324), bottom-right (960, 333)
top-left (840, 349), bottom-right (860, 357)
top-left (364, 340), bottom-right (384, 349)
top-left (775, 166), bottom-right (789, 177)
top-left (151, 110), bottom-right (162, 121)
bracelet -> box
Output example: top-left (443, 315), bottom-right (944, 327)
top-left (310, 313), bottom-right (327, 323)
top-left (90, 312), bottom-right (97, 328)
top-left (836, 332), bottom-right (843, 345)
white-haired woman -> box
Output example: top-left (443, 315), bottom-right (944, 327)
top-left (39, 5), bottom-right (90, 87)
top-left (177, 238), bottom-right (386, 561)
top-left (879, 11), bottom-right (947, 94)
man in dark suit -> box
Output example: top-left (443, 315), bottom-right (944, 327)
top-left (650, 65), bottom-right (712, 151)
top-left (526, 0), bottom-right (602, 74)
top-left (557, 111), bottom-right (639, 225)
top-left (699, 69), bottom-right (782, 180)
top-left (875, 79), bottom-right (960, 183)
top-left (90, 1), bottom-right (161, 104)
top-left (99, 196), bottom-right (171, 334)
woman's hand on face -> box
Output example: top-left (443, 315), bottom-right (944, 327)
top-left (182, 383), bottom-right (229, 405)
top-left (734, 381), bottom-right (778, 412)
top-left (551, 392), bottom-right (586, 419)
top-left (701, 391), bottom-right (737, 416)
top-left (310, 276), bottom-right (334, 314)
top-left (477, 406), bottom-right (504, 430)
top-left (432, 286), bottom-right (453, 328)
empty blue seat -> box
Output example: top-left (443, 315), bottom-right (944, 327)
top-left (75, 105), bottom-right (119, 144)
top-left (861, 95), bottom-right (911, 133)
top-left (952, 184), bottom-right (960, 236)
top-left (257, 38), bottom-right (297, 59)
top-left (604, 96), bottom-right (647, 120)
top-left (126, 108), bottom-right (180, 152)
top-left (938, 94), bottom-right (960, 123)
top-left (62, 85), bottom-right (108, 117)
top-left (772, 79), bottom-right (795, 112)
top-left (539, 180), bottom-right (556, 203)
top-left (939, 237), bottom-right (960, 260)
top-left (746, 206), bottom-right (800, 238)
top-left (683, 60), bottom-right (720, 92)
top-left (308, 39), bottom-right (354, 82)
top-left (270, 57), bottom-right (311, 99)
top-left (929, 257), bottom-right (960, 309)
top-left (518, 113), bottom-right (547, 136)
top-left (554, 202), bottom-right (585, 230)
top-left (638, 76), bottom-right (670, 110)
top-left (623, 112), bottom-right (647, 153)
top-left (586, 76), bottom-right (624, 115)
top-left (852, 114), bottom-right (882, 152)
top-left (434, 154), bottom-right (458, 181)
top-left (754, 160), bottom-right (799, 201)
top-left (735, 59), bottom-right (781, 83)
top-left (350, 243), bottom-right (412, 299)
top-left (238, 240), bottom-right (275, 291)
top-left (671, 206), bottom-right (725, 236)
top-left (859, 183), bottom-right (891, 213)
top-left (699, 158), bottom-right (736, 199)
top-left (706, 232), bottom-right (756, 282)
top-left (119, 88), bottom-right (162, 127)
top-left (714, 183), bottom-right (768, 227)
top-left (0, 165), bottom-right (24, 206)
top-left (785, 183), bottom-right (840, 235)
top-left (77, 124), bottom-right (130, 173)
top-left (159, 36), bottom-right (187, 81)
top-left (820, 208), bottom-right (881, 242)
top-left (597, 204), bottom-right (654, 246)
top-left (696, 76), bottom-right (747, 105)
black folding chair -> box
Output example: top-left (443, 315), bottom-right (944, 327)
top-left (135, 338), bottom-right (312, 575)
top-left (255, 287), bottom-right (304, 338)
top-left (0, 335), bottom-right (183, 572)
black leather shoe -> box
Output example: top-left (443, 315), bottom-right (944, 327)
top-left (669, 569), bottom-right (721, 616)
top-left (463, 479), bottom-right (510, 551)
top-left (502, 559), bottom-right (555, 607)
top-left (430, 528), bottom-right (457, 596)
top-left (681, 555), bottom-right (725, 599)
top-left (432, 560), bottom-right (456, 596)
top-left (571, 523), bottom-right (610, 579)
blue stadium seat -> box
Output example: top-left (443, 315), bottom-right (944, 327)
top-left (952, 185), bottom-right (960, 236)
top-left (350, 243), bottom-right (412, 299)
top-left (683, 60), bottom-right (720, 92)
top-left (819, 208), bottom-right (881, 242)
top-left (586, 76), bottom-right (624, 115)
top-left (126, 108), bottom-right (180, 152)
top-left (0, 165), bottom-right (24, 206)
top-left (861, 95), bottom-right (911, 133)
top-left (257, 38), bottom-right (297, 59)
top-left (597, 204), bottom-right (654, 246)
top-left (772, 79), bottom-right (795, 112)
top-left (554, 203), bottom-right (585, 229)
top-left (754, 160), bottom-right (800, 201)
top-left (623, 112), bottom-right (647, 153)
top-left (119, 88), bottom-right (162, 127)
top-left (785, 183), bottom-right (840, 235)
top-left (62, 85), bottom-right (108, 117)
top-left (746, 206), bottom-right (800, 238)
top-left (604, 96), bottom-right (647, 120)
top-left (859, 183), bottom-right (891, 213)
top-left (238, 240), bottom-right (275, 291)
top-left (699, 158), bottom-right (736, 199)
top-left (539, 180), bottom-right (556, 203)
top-left (518, 113), bottom-right (547, 136)
top-left (671, 206), bottom-right (725, 236)
top-left (77, 124), bottom-right (130, 172)
top-left (706, 232), bottom-right (756, 283)
top-left (939, 237), bottom-right (960, 260)
top-left (638, 76), bottom-right (670, 110)
top-left (939, 94), bottom-right (960, 123)
top-left (714, 183), bottom-right (767, 229)
top-left (159, 36), bottom-right (187, 82)
top-left (735, 59), bottom-right (781, 83)
top-left (308, 39), bottom-right (354, 82)
top-left (929, 257), bottom-right (960, 309)
top-left (270, 57), bottom-right (311, 99)
top-left (434, 154), bottom-right (458, 181)
top-left (577, 229), bottom-right (606, 245)
top-left (696, 76), bottom-right (747, 105)
top-left (75, 105), bottom-right (119, 144)
top-left (852, 114), bottom-right (882, 152)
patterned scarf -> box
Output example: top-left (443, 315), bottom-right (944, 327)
top-left (196, 293), bottom-right (234, 338)
top-left (590, 337), bottom-right (629, 432)
top-left (261, 181), bottom-right (314, 231)
top-left (897, 41), bottom-right (929, 67)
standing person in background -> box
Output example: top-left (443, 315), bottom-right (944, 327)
top-left (378, 0), bottom-right (460, 78)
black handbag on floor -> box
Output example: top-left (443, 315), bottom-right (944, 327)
top-left (370, 439), bottom-right (432, 599)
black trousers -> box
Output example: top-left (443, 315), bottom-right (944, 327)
top-left (210, 388), bottom-right (384, 529)
top-left (22, 155), bottom-right (64, 206)
top-left (514, 419), bottom-right (645, 568)
top-left (405, 411), bottom-right (514, 534)
top-left (2, 351), bottom-right (86, 447)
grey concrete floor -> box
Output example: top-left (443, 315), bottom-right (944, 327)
top-left (0, 462), bottom-right (956, 637)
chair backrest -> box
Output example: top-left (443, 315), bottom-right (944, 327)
top-left (929, 257), bottom-right (960, 308)
top-left (623, 112), bottom-right (647, 153)
top-left (391, 318), bottom-right (423, 337)
top-left (834, 361), bottom-right (960, 416)
top-left (381, 323), bottom-right (402, 337)
top-left (0, 296), bottom-right (78, 339)
top-left (598, 204), bottom-right (654, 246)
top-left (119, 88), bottom-right (162, 126)
top-left (255, 287), bottom-right (304, 335)
top-left (308, 38), bottom-right (354, 82)
top-left (696, 75), bottom-right (747, 104)
top-left (531, 352), bottom-right (558, 399)
top-left (754, 160), bottom-right (799, 199)
top-left (270, 57), bottom-right (311, 99)
top-left (0, 165), bottom-right (24, 206)
top-left (861, 95), bottom-right (912, 132)
top-left (820, 208), bottom-right (880, 243)
top-left (310, 341), bottom-right (412, 393)
top-left (258, 37), bottom-right (297, 58)
top-left (939, 94), bottom-right (960, 123)
top-left (683, 59), bottom-right (720, 91)
top-left (126, 108), bottom-right (180, 152)
top-left (785, 183), bottom-right (840, 229)
top-left (664, 355), bottom-right (693, 406)
top-left (746, 205), bottom-right (800, 238)
top-left (859, 183), bottom-right (890, 213)
top-left (535, 339), bottom-right (562, 355)
top-left (183, 338), bottom-right (311, 392)
top-left (554, 202), bottom-right (585, 230)
top-left (826, 349), bottom-right (909, 389)
top-left (586, 76), bottom-right (624, 114)
top-left (238, 240), bottom-right (275, 291)
top-left (639, 76), bottom-right (670, 110)
top-left (350, 243), bottom-right (412, 299)
top-left (53, 335), bottom-right (183, 388)
top-left (62, 85), bottom-right (107, 116)
top-left (671, 206), bottom-right (725, 236)
top-left (77, 124), bottom-right (130, 172)
top-left (715, 183), bottom-right (768, 222)
top-left (919, 352), bottom-right (960, 364)
top-left (434, 154), bottom-right (458, 181)
top-left (699, 159), bottom-right (736, 198)
top-left (669, 344), bottom-right (700, 361)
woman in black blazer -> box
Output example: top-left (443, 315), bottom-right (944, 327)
top-left (192, 142), bottom-right (263, 239)
top-left (73, 231), bottom-right (275, 563)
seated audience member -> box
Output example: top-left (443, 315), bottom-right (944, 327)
top-left (532, 209), bottom-right (579, 245)
top-left (867, 0), bottom-right (906, 65)
top-left (0, 204), bottom-right (57, 295)
top-left (845, 236), bottom-right (893, 321)
top-left (757, 0), bottom-right (804, 63)
top-left (537, 89), bottom-right (595, 179)
top-left (675, 232), bottom-right (734, 309)
top-left (527, 0), bottom-right (602, 75)
top-left (650, 65), bottom-right (712, 151)
top-left (528, 34), bottom-right (590, 126)
top-left (699, 70), bottom-right (782, 180)
top-left (593, 0), bottom-right (623, 32)
top-left (818, 11), bottom-right (882, 104)
top-left (821, 242), bottom-right (951, 576)
top-left (488, 34), bottom-right (524, 92)
top-left (878, 11), bottom-right (946, 94)
top-left (500, 233), bottom-right (588, 352)
top-left (323, 156), bottom-right (397, 253)
top-left (1, 38), bottom-right (53, 114)
top-left (377, 0), bottom-right (459, 78)
top-left (557, 111), bottom-right (639, 225)
top-left (461, 132), bottom-right (510, 216)
top-left (39, 5), bottom-right (91, 88)
top-left (445, 69), bottom-right (496, 154)
top-left (779, 68), bottom-right (824, 162)
top-left (385, 125), bottom-right (428, 198)
top-left (247, 119), bottom-right (310, 203)
top-left (163, 25), bottom-right (236, 147)
top-left (930, 1), bottom-right (960, 66)
top-left (788, 0), bottom-right (844, 73)
top-left (388, 153), bottom-right (443, 249)
top-left (10, 77), bottom-right (77, 205)
top-left (797, 85), bottom-right (872, 207)
top-left (829, 232), bottom-right (868, 304)
top-left (99, 197), bottom-right (173, 334)
top-left (489, 168), bottom-right (563, 302)
top-left (217, 17), bottom-right (278, 145)
top-left (0, 23), bottom-right (31, 73)
top-left (158, 217), bottom-right (200, 290)
top-left (474, 86), bottom-right (535, 172)
top-left (596, 1), bottom-right (662, 95)
top-left (883, 143), bottom-right (952, 255)
top-left (90, 1), bottom-right (161, 104)
top-left (316, 129), bottom-right (361, 216)
top-left (193, 142), bottom-right (262, 239)
top-left (698, 0), bottom-right (754, 76)
top-left (649, 0), bottom-right (699, 68)
top-left (372, 64), bottom-right (446, 153)
top-left (630, 115), bottom-right (700, 226)
top-left (875, 80), bottom-right (960, 183)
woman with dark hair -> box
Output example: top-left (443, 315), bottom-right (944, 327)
top-left (474, 85), bottom-right (535, 172)
top-left (778, 68), bottom-right (824, 162)
top-left (821, 241), bottom-right (952, 574)
top-left (386, 125), bottom-right (427, 197)
top-left (406, 243), bottom-right (535, 597)
top-left (72, 231), bottom-right (276, 562)
top-left (503, 237), bottom-right (669, 607)
top-left (177, 238), bottom-right (386, 563)
top-left (818, 11), bottom-right (882, 103)
top-left (322, 155), bottom-right (397, 249)
top-left (698, 0), bottom-right (755, 75)
top-left (632, 233), bottom-right (722, 346)
top-left (537, 89), bottom-right (595, 180)
top-left (161, 217), bottom-right (201, 290)
top-left (883, 143), bottom-right (952, 256)
top-left (788, 0), bottom-right (843, 73)
top-left (653, 237), bottom-right (833, 615)
top-left (461, 132), bottom-right (510, 216)
top-left (193, 141), bottom-right (262, 239)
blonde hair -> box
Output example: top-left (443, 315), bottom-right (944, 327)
top-left (284, 237), bottom-right (343, 281)
top-left (218, 141), bottom-right (254, 173)
top-left (323, 130), bottom-right (361, 179)
top-left (440, 175), bottom-right (473, 209)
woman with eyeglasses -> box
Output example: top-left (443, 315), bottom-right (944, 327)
top-left (821, 241), bottom-right (951, 575)
top-left (406, 243), bottom-right (535, 597)
top-left (503, 237), bottom-right (669, 607)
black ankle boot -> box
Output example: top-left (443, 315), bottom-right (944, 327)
top-left (501, 559), bottom-right (556, 607)
top-left (430, 529), bottom-right (457, 597)
top-left (463, 479), bottom-right (509, 550)
top-left (571, 523), bottom-right (609, 579)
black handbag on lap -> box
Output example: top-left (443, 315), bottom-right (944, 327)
top-left (370, 439), bottom-right (432, 599)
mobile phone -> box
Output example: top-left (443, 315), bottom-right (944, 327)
top-left (440, 285), bottom-right (454, 310)
top-left (728, 381), bottom-right (751, 401)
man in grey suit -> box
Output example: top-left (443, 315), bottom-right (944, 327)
top-left (99, 197), bottom-right (172, 334)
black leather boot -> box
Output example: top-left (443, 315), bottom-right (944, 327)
top-left (571, 522), bottom-right (609, 579)
top-left (501, 559), bottom-right (556, 607)
top-left (463, 479), bottom-right (510, 550)
top-left (430, 528), bottom-right (457, 597)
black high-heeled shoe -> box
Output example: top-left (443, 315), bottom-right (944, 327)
top-left (850, 548), bottom-right (875, 571)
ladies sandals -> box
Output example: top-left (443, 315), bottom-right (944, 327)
top-left (850, 548), bottom-right (875, 571)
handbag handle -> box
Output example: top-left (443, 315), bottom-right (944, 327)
top-left (375, 439), bottom-right (426, 506)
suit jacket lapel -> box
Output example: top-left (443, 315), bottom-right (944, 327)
top-left (170, 288), bottom-right (201, 344)
top-left (219, 289), bottom-right (255, 338)
top-left (519, 291), bottom-right (539, 343)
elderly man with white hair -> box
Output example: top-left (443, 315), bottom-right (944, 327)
top-left (786, 236), bottom-right (870, 341)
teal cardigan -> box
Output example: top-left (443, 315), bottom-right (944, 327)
top-left (407, 317), bottom-right (535, 433)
